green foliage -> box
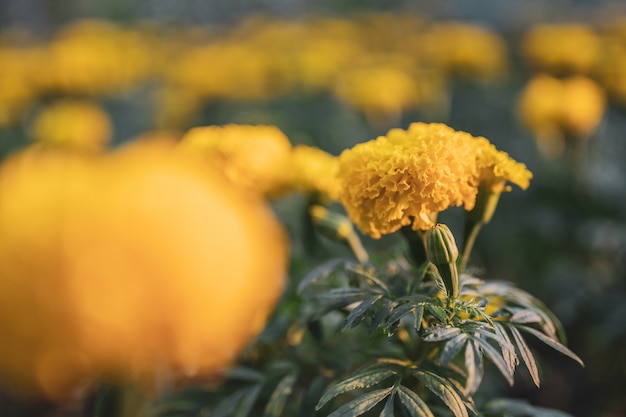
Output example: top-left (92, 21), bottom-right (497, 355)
top-left (139, 234), bottom-right (582, 417)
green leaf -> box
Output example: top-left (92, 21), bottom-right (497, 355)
top-left (422, 325), bottom-right (461, 342)
top-left (516, 325), bottom-right (584, 367)
top-left (297, 258), bottom-right (349, 294)
top-left (396, 385), bottom-right (434, 417)
top-left (411, 370), bottom-right (469, 417)
top-left (482, 398), bottom-right (574, 417)
top-left (326, 387), bottom-right (394, 417)
top-left (509, 308), bottom-right (543, 325)
top-left (426, 304), bottom-right (448, 322)
top-left (345, 266), bottom-right (390, 294)
top-left (413, 305), bottom-right (425, 332)
top-left (494, 322), bottom-right (518, 374)
top-left (343, 295), bottom-right (383, 330)
top-left (472, 336), bottom-right (515, 386)
top-left (263, 372), bottom-right (298, 417)
top-left (226, 367), bottom-right (266, 382)
top-left (440, 333), bottom-right (468, 365)
top-left (212, 385), bottom-right (262, 417)
top-left (316, 368), bottom-right (398, 410)
top-left (508, 325), bottom-right (541, 388)
top-left (370, 299), bottom-right (394, 334)
top-left (379, 393), bottom-right (395, 417)
top-left (386, 302), bottom-right (419, 328)
top-left (465, 340), bottom-right (484, 395)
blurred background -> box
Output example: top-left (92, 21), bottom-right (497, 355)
top-left (1, 1), bottom-right (625, 416)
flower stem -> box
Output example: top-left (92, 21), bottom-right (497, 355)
top-left (461, 220), bottom-right (483, 272)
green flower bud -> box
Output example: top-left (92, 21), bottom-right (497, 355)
top-left (425, 224), bottom-right (459, 299)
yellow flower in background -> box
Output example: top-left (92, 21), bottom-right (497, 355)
top-left (289, 145), bottom-right (340, 201)
top-left (419, 22), bottom-right (508, 80)
top-left (0, 47), bottom-right (39, 127)
top-left (0, 144), bottom-right (287, 399)
top-left (30, 99), bottom-right (112, 152)
top-left (337, 123), bottom-right (481, 238)
top-left (36, 19), bottom-right (154, 95)
top-left (521, 23), bottom-right (602, 75)
top-left (333, 61), bottom-right (420, 128)
top-left (178, 124), bottom-right (293, 197)
top-left (517, 74), bottom-right (606, 158)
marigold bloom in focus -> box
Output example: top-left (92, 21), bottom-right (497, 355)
top-left (337, 123), bottom-right (531, 239)
top-left (289, 145), bottom-right (340, 201)
top-left (29, 99), bottom-right (112, 152)
top-left (0, 144), bottom-right (287, 399)
top-left (177, 124), bottom-right (293, 197)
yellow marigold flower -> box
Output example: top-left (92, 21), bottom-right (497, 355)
top-left (517, 74), bottom-right (606, 157)
top-left (177, 124), bottom-right (293, 197)
top-left (332, 62), bottom-right (420, 127)
top-left (0, 144), bottom-right (287, 399)
top-left (419, 22), bottom-right (508, 80)
top-left (29, 99), bottom-right (112, 152)
top-left (337, 123), bottom-right (480, 238)
top-left (289, 145), bottom-right (340, 200)
top-left (521, 23), bottom-right (601, 75)
top-left (474, 137), bottom-right (532, 193)
top-left (338, 122), bottom-right (531, 238)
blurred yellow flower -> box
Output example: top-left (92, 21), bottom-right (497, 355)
top-left (289, 145), bottom-right (340, 201)
top-left (521, 23), bottom-right (602, 75)
top-left (333, 61), bottom-right (420, 127)
top-left (517, 74), bottom-right (606, 157)
top-left (0, 47), bottom-right (39, 127)
top-left (0, 144), bottom-right (287, 399)
top-left (29, 99), bottom-right (112, 152)
top-left (419, 22), bottom-right (509, 80)
top-left (36, 19), bottom-right (154, 95)
top-left (177, 124), bottom-right (293, 197)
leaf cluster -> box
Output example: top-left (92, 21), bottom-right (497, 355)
top-left (148, 255), bottom-right (583, 417)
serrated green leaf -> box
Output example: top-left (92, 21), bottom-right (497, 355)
top-left (508, 325), bottom-right (541, 388)
top-left (472, 336), bottom-right (515, 385)
top-left (414, 305), bottom-right (425, 332)
top-left (316, 368), bottom-right (398, 410)
top-left (465, 341), bottom-right (484, 395)
top-left (343, 295), bottom-right (382, 330)
top-left (494, 322), bottom-right (518, 373)
top-left (386, 302), bottom-right (419, 327)
top-left (427, 304), bottom-right (448, 322)
top-left (509, 309), bottom-right (543, 324)
top-left (440, 333), bottom-right (468, 365)
top-left (411, 371), bottom-right (469, 417)
top-left (422, 325), bottom-right (461, 342)
top-left (235, 384), bottom-right (264, 417)
top-left (263, 372), bottom-right (298, 417)
top-left (326, 387), bottom-right (394, 417)
top-left (297, 258), bottom-right (349, 294)
top-left (370, 299), bottom-right (394, 334)
top-left (379, 393), bottom-right (395, 417)
top-left (516, 325), bottom-right (584, 367)
top-left (396, 385), bottom-right (434, 417)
